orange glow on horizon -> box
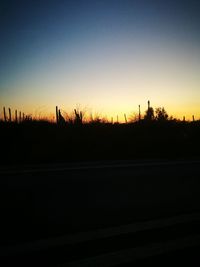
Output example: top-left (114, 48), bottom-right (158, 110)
top-left (1, 102), bottom-right (199, 123)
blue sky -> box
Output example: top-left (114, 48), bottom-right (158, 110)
top-left (1, 0), bottom-right (200, 120)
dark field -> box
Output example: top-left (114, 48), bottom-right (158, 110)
top-left (1, 160), bottom-right (200, 266)
top-left (0, 121), bottom-right (200, 266)
top-left (1, 120), bottom-right (200, 165)
top-left (1, 160), bottom-right (200, 244)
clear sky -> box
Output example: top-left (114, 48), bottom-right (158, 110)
top-left (0, 0), bottom-right (200, 121)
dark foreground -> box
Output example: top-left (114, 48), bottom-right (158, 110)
top-left (1, 120), bottom-right (200, 164)
top-left (0, 160), bottom-right (200, 266)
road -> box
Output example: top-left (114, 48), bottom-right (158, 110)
top-left (0, 159), bottom-right (200, 266)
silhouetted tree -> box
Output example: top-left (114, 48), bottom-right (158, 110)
top-left (155, 107), bottom-right (168, 121)
top-left (144, 101), bottom-right (154, 121)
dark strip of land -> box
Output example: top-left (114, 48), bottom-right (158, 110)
top-left (1, 120), bottom-right (200, 165)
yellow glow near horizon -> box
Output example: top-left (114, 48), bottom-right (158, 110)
top-left (1, 1), bottom-right (200, 122)
top-left (1, 35), bottom-right (200, 122)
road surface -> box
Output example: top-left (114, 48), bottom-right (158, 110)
top-left (0, 159), bottom-right (200, 266)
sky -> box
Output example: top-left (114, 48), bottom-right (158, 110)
top-left (0, 0), bottom-right (200, 121)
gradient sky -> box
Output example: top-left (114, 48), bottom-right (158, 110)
top-left (0, 0), bottom-right (200, 121)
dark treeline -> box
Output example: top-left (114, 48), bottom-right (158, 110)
top-left (1, 102), bottom-right (197, 124)
top-left (0, 116), bottom-right (200, 165)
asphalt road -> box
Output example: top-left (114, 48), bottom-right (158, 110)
top-left (1, 159), bottom-right (200, 266)
top-left (1, 159), bottom-right (200, 244)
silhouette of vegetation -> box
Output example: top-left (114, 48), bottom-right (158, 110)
top-left (0, 103), bottom-right (200, 165)
top-left (74, 109), bottom-right (83, 124)
top-left (144, 100), bottom-right (154, 121)
top-left (155, 107), bottom-right (169, 121)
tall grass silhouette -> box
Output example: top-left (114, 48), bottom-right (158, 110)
top-left (0, 102), bottom-right (200, 165)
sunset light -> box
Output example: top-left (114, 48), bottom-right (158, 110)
top-left (1, 0), bottom-right (200, 120)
